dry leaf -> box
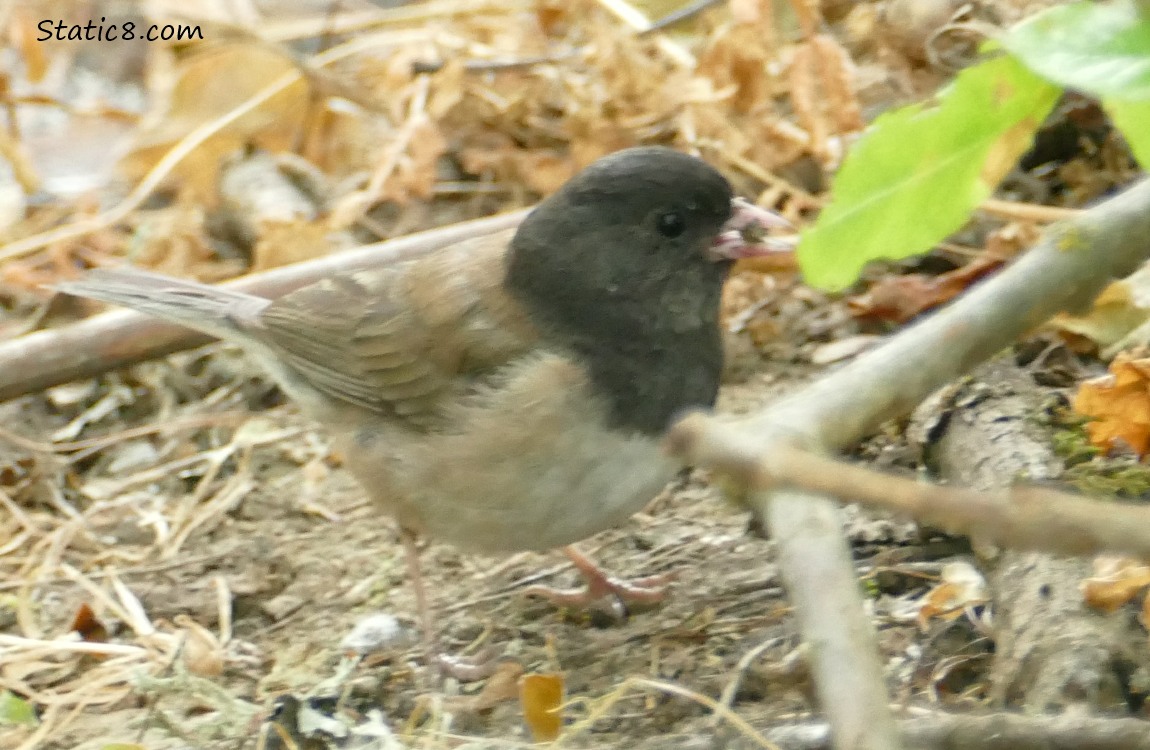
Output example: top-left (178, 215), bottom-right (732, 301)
top-left (468, 661), bottom-right (525, 713)
top-left (120, 43), bottom-right (309, 198)
top-left (8, 8), bottom-right (49, 83)
top-left (1073, 352), bottom-right (1150, 456)
top-left (519, 672), bottom-right (565, 742)
top-left (916, 561), bottom-right (987, 628)
top-left (849, 256), bottom-right (1004, 323)
top-left (517, 151), bottom-right (578, 195)
top-left (175, 615), bottom-right (224, 677)
top-left (252, 220), bottom-right (333, 271)
top-left (1082, 556), bottom-right (1150, 613)
top-left (1141, 588), bottom-right (1150, 632)
top-left (1051, 262), bottom-right (1150, 349)
top-left (69, 602), bottom-right (109, 644)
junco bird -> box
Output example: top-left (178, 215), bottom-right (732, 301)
top-left (56, 146), bottom-right (790, 663)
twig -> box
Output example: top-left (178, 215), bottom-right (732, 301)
top-left (644, 0), bottom-right (723, 33)
top-left (713, 636), bottom-right (783, 724)
top-left (979, 198), bottom-right (1081, 223)
top-left (0, 551), bottom-right (231, 591)
top-left (672, 438), bottom-right (1150, 559)
top-left (0, 412), bottom-right (249, 454)
top-left (591, 0), bottom-right (696, 68)
top-left (560, 676), bottom-right (780, 749)
top-left (665, 178), bottom-right (1150, 750)
top-left (408, 0), bottom-right (716, 75)
top-left (758, 711), bottom-right (1150, 750)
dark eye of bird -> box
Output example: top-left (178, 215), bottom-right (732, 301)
top-left (656, 210), bottom-right (686, 238)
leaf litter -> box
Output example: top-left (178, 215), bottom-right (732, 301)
top-left (0, 0), bottom-right (1105, 747)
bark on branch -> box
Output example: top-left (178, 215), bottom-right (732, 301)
top-left (667, 178), bottom-right (1150, 750)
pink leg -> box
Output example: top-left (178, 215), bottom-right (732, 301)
top-left (403, 530), bottom-right (500, 682)
top-left (523, 545), bottom-right (674, 616)
top-left (401, 530), bottom-right (438, 666)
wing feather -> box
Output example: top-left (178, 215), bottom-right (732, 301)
top-left (253, 230), bottom-right (537, 426)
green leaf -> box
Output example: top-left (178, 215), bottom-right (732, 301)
top-left (1003, 0), bottom-right (1150, 99)
top-left (0, 690), bottom-right (37, 727)
top-left (799, 54), bottom-right (1059, 291)
top-left (1105, 97), bottom-right (1150, 168)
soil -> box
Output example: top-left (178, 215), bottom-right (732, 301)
top-left (3, 345), bottom-right (853, 749)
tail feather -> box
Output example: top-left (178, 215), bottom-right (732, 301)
top-left (55, 267), bottom-right (271, 341)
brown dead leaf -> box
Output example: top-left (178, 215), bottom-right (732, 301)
top-left (811, 34), bottom-right (863, 133)
top-left (470, 661), bottom-right (526, 713)
top-left (1082, 556), bottom-right (1150, 613)
top-left (849, 255), bottom-right (1003, 323)
top-left (1052, 262), bottom-right (1150, 350)
top-left (985, 221), bottom-right (1040, 259)
top-left (791, 0), bottom-right (822, 36)
top-left (381, 119), bottom-right (448, 204)
top-left (536, 0), bottom-right (570, 36)
top-left (790, 43), bottom-right (829, 162)
top-left (124, 202), bottom-right (231, 280)
top-left (69, 602), bottom-right (109, 644)
top-left (174, 614), bottom-right (224, 677)
top-left (520, 672), bottom-right (565, 742)
top-left (252, 220), bottom-right (334, 271)
top-left (916, 561), bottom-right (987, 629)
top-left (721, 271), bottom-right (775, 326)
top-left (120, 43), bottom-right (310, 199)
top-left (1073, 352), bottom-right (1150, 457)
top-left (697, 24), bottom-right (772, 115)
top-left (1052, 281), bottom-right (1148, 352)
top-left (517, 151), bottom-right (578, 195)
top-left (880, 0), bottom-right (966, 64)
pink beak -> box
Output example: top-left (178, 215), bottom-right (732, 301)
top-left (709, 197), bottom-right (795, 261)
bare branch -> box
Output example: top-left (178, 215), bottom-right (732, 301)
top-left (666, 177), bottom-right (1150, 750)
top-left (669, 432), bottom-right (1150, 559)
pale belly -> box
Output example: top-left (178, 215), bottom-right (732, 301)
top-left (336, 353), bottom-right (681, 554)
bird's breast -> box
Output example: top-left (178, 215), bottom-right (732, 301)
top-left (337, 351), bottom-right (679, 553)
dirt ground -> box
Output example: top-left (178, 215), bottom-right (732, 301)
top-left (3, 0), bottom-right (1146, 747)
top-left (0, 329), bottom-right (952, 748)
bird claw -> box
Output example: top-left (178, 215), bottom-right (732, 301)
top-left (522, 564), bottom-right (675, 620)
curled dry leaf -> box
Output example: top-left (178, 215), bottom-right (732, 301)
top-left (1073, 352), bottom-right (1150, 457)
top-left (696, 24), bottom-right (773, 115)
top-left (916, 561), bottom-right (988, 629)
top-left (1082, 556), bottom-right (1150, 614)
top-left (849, 255), bottom-right (1005, 323)
top-left (69, 602), bottom-right (109, 644)
top-left (1051, 261), bottom-right (1150, 350)
top-left (450, 661), bottom-right (525, 714)
top-left (122, 202), bottom-right (226, 280)
top-left (789, 43), bottom-right (830, 163)
top-left (174, 614), bottom-right (224, 677)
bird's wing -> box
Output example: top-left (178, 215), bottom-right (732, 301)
top-left (256, 229), bottom-right (538, 425)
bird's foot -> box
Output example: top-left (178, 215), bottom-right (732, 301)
top-left (522, 545), bottom-right (674, 620)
